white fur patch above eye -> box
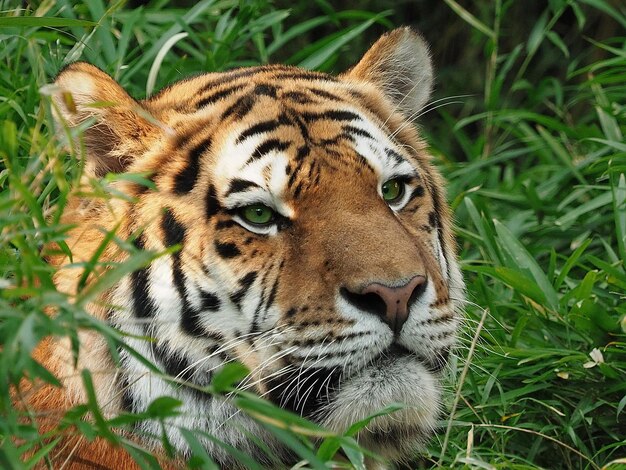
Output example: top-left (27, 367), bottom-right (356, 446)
top-left (214, 130), bottom-right (294, 223)
top-left (267, 154), bottom-right (294, 217)
top-left (223, 189), bottom-right (275, 209)
top-left (344, 107), bottom-right (417, 179)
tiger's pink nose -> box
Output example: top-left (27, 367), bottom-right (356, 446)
top-left (361, 275), bottom-right (427, 334)
top-left (341, 275), bottom-right (427, 335)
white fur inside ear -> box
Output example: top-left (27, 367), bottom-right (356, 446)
top-left (383, 29), bottom-right (433, 117)
top-left (347, 27), bottom-right (434, 120)
top-left (50, 62), bottom-right (158, 176)
top-left (52, 64), bottom-right (118, 127)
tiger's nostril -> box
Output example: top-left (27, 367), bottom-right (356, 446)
top-left (340, 288), bottom-right (388, 318)
top-left (341, 275), bottom-right (427, 334)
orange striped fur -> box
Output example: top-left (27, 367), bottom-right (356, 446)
top-left (22, 28), bottom-right (464, 469)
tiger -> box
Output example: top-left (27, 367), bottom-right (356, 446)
top-left (25, 27), bottom-right (464, 469)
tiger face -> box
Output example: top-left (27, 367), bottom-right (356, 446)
top-left (51, 27), bottom-right (464, 467)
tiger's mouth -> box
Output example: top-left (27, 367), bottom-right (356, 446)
top-left (369, 343), bottom-right (450, 373)
top-left (263, 341), bottom-right (448, 419)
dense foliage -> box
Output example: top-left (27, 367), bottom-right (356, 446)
top-left (1, 0), bottom-right (624, 468)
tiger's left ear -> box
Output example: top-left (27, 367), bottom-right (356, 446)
top-left (345, 27), bottom-right (433, 120)
top-left (51, 62), bottom-right (161, 177)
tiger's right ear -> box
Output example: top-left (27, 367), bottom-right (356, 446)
top-left (52, 62), bottom-right (160, 177)
top-left (344, 27), bottom-right (433, 121)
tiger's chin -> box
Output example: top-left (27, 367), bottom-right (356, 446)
top-left (319, 355), bottom-right (442, 462)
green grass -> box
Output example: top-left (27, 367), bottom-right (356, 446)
top-left (1, 0), bottom-right (625, 468)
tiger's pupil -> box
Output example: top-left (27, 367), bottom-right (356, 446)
top-left (242, 204), bottom-right (274, 225)
top-left (382, 179), bottom-right (403, 202)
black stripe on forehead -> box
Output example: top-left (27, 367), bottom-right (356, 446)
top-left (307, 87), bottom-right (344, 101)
top-left (385, 148), bottom-right (408, 166)
top-left (174, 136), bottom-right (211, 194)
top-left (245, 139), bottom-right (291, 166)
top-left (300, 109), bottom-right (360, 123)
top-left (225, 178), bottom-right (262, 197)
top-left (287, 157), bottom-right (307, 189)
top-left (196, 65), bottom-right (288, 94)
top-left (221, 94), bottom-right (255, 120)
top-left (194, 84), bottom-right (246, 110)
top-left (271, 71), bottom-right (338, 82)
top-left (280, 85), bottom-right (347, 106)
top-left (295, 145), bottom-right (310, 161)
top-left (253, 83), bottom-right (278, 97)
top-left (236, 114), bottom-right (291, 144)
top-left (282, 91), bottom-right (314, 104)
top-left (344, 125), bottom-right (373, 140)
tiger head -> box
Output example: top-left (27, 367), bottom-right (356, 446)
top-left (52, 27), bottom-right (464, 467)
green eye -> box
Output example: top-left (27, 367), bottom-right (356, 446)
top-left (241, 204), bottom-right (275, 225)
top-left (381, 178), bottom-right (404, 202)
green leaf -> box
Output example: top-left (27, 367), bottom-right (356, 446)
top-left (234, 392), bottom-right (332, 438)
top-left (0, 17), bottom-right (96, 28)
top-left (84, 0), bottom-right (118, 65)
top-left (192, 429), bottom-right (266, 470)
top-left (211, 362), bottom-right (249, 393)
top-left (526, 11), bottom-right (548, 54)
top-left (24, 438), bottom-right (61, 470)
top-left (298, 15), bottom-right (384, 70)
top-left (125, 0), bottom-right (218, 81)
top-left (81, 370), bottom-right (117, 442)
top-left (104, 172), bottom-right (157, 191)
top-left (536, 126), bottom-right (587, 185)
top-left (617, 395), bottom-right (626, 419)
top-left (588, 255), bottom-right (626, 290)
top-left (146, 396), bottom-right (183, 419)
top-left (259, 424), bottom-right (328, 470)
top-left (341, 437), bottom-right (366, 470)
top-left (613, 174), bottom-right (626, 263)
top-left (555, 191), bottom-right (613, 229)
top-left (442, 0), bottom-right (495, 38)
top-left (345, 403), bottom-right (405, 436)
top-left (555, 239), bottom-right (592, 289)
top-left (180, 429), bottom-right (220, 470)
top-left (493, 220), bottom-right (559, 309)
top-left (466, 265), bottom-right (550, 308)
top-left (546, 31), bottom-right (569, 58)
